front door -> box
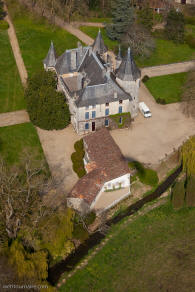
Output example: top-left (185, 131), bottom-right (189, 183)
top-left (92, 122), bottom-right (95, 131)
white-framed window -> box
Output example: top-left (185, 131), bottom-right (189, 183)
top-left (85, 123), bottom-right (89, 130)
top-left (105, 119), bottom-right (109, 127)
top-left (85, 112), bottom-right (89, 119)
top-left (92, 111), bottom-right (96, 118)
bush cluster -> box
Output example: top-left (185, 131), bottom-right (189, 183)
top-left (73, 211), bottom-right (96, 242)
top-left (128, 161), bottom-right (159, 187)
top-left (156, 97), bottom-right (166, 104)
top-left (71, 139), bottom-right (86, 178)
top-left (142, 75), bottom-right (149, 83)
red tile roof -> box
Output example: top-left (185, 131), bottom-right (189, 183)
top-left (68, 128), bottom-right (130, 205)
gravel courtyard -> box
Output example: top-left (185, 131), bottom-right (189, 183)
top-left (37, 125), bottom-right (80, 193)
top-left (111, 83), bottom-right (195, 166)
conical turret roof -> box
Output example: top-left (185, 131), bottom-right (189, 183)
top-left (116, 48), bottom-right (141, 81)
top-left (43, 41), bottom-right (57, 68)
top-left (92, 29), bottom-right (108, 55)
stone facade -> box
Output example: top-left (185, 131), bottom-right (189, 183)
top-left (44, 32), bottom-right (141, 134)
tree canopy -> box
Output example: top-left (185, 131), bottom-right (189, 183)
top-left (0, 0), bottom-right (6, 20)
top-left (25, 69), bottom-right (70, 130)
top-left (106, 0), bottom-right (134, 41)
top-left (165, 9), bottom-right (185, 43)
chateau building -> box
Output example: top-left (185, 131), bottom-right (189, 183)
top-left (43, 30), bottom-right (141, 134)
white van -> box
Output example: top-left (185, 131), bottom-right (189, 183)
top-left (139, 102), bottom-right (152, 118)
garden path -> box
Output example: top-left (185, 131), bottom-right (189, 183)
top-left (0, 110), bottom-right (29, 127)
top-left (4, 4), bottom-right (28, 86)
top-left (141, 60), bottom-right (195, 77)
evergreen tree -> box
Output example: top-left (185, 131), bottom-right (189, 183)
top-left (165, 9), bottom-right (185, 43)
top-left (106, 0), bottom-right (134, 41)
top-left (137, 5), bottom-right (153, 32)
top-left (25, 69), bottom-right (70, 130)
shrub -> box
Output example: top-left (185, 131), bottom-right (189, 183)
top-left (185, 34), bottom-right (195, 49)
top-left (142, 75), bottom-right (150, 83)
top-left (71, 139), bottom-right (86, 178)
top-left (171, 179), bottom-right (186, 210)
top-left (128, 161), bottom-right (159, 187)
top-left (0, 20), bottom-right (9, 30)
top-left (73, 224), bottom-right (89, 242)
top-left (139, 168), bottom-right (159, 187)
top-left (156, 97), bottom-right (166, 104)
top-left (85, 211), bottom-right (96, 225)
top-left (74, 139), bottom-right (84, 153)
top-left (186, 175), bottom-right (195, 207)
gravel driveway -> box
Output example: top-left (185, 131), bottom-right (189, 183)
top-left (36, 125), bottom-right (79, 193)
top-left (111, 83), bottom-right (195, 166)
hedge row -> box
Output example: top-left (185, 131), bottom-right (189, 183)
top-left (71, 139), bottom-right (86, 178)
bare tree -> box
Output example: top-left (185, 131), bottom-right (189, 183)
top-left (0, 156), bottom-right (54, 243)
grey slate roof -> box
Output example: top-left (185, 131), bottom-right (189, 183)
top-left (55, 46), bottom-right (88, 75)
top-left (92, 29), bottom-right (108, 55)
top-left (75, 71), bottom-right (132, 108)
top-left (78, 49), bottom-right (107, 86)
top-left (43, 41), bottom-right (57, 68)
top-left (116, 48), bottom-right (141, 81)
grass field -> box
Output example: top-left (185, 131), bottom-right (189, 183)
top-left (0, 28), bottom-right (25, 113)
top-left (186, 24), bottom-right (195, 37)
top-left (145, 72), bottom-right (187, 104)
top-left (60, 202), bottom-right (195, 292)
top-left (0, 123), bottom-right (46, 166)
top-left (6, 0), bottom-right (80, 77)
top-left (84, 17), bottom-right (111, 23)
top-left (137, 38), bottom-right (195, 67)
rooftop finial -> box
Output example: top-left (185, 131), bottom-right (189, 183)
top-left (117, 45), bottom-right (122, 59)
top-left (127, 47), bottom-right (131, 58)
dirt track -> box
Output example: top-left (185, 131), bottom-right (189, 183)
top-left (4, 4), bottom-right (28, 86)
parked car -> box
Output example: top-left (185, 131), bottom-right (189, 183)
top-left (139, 102), bottom-right (152, 118)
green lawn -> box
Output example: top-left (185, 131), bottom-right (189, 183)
top-left (6, 0), bottom-right (80, 77)
top-left (60, 202), bottom-right (195, 292)
top-left (145, 72), bottom-right (187, 104)
top-left (185, 24), bottom-right (195, 38)
top-left (86, 17), bottom-right (111, 23)
top-left (79, 26), bottom-right (118, 52)
top-left (0, 28), bottom-right (25, 113)
top-left (136, 38), bottom-right (195, 67)
top-left (0, 123), bottom-right (46, 166)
